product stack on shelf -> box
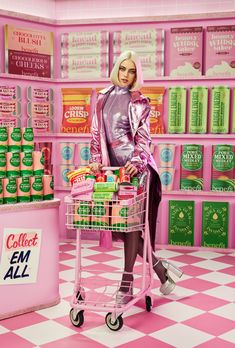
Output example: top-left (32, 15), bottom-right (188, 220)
top-left (0, 126), bottom-right (54, 204)
top-left (61, 31), bottom-right (109, 79)
top-left (59, 141), bottom-right (91, 188)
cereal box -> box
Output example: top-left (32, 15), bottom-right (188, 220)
top-left (205, 25), bottom-right (235, 77)
top-left (61, 31), bottom-right (109, 55)
top-left (168, 200), bottom-right (194, 246)
top-left (202, 201), bottom-right (229, 248)
top-left (168, 27), bottom-right (203, 77)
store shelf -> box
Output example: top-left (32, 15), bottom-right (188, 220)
top-left (55, 186), bottom-right (71, 191)
top-left (0, 72), bottom-right (55, 83)
top-left (163, 190), bottom-right (235, 198)
top-left (1, 72), bottom-right (234, 84)
top-left (34, 133), bottom-right (235, 140)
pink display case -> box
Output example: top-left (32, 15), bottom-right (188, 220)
top-left (0, 199), bottom-right (60, 320)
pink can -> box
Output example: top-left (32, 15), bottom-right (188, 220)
top-left (43, 175), bottom-right (54, 200)
top-left (3, 177), bottom-right (17, 204)
top-left (17, 176), bottom-right (31, 203)
top-left (30, 176), bottom-right (43, 201)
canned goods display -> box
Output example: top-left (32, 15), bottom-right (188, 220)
top-left (119, 167), bottom-right (131, 183)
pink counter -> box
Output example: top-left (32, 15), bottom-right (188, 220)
top-left (0, 199), bottom-right (60, 320)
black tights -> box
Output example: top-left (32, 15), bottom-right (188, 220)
top-left (119, 231), bottom-right (167, 292)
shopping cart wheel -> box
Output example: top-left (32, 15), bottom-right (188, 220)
top-left (69, 308), bottom-right (84, 327)
top-left (145, 295), bottom-right (152, 312)
top-left (105, 312), bottom-right (123, 331)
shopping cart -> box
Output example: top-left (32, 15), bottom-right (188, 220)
top-left (65, 167), bottom-right (154, 331)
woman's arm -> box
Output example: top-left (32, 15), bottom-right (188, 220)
top-left (90, 100), bottom-right (102, 164)
top-left (130, 101), bottom-right (152, 174)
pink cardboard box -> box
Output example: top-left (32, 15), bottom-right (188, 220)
top-left (205, 25), bottom-right (235, 77)
top-left (168, 27), bottom-right (203, 77)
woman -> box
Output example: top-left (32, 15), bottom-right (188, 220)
top-left (89, 50), bottom-right (182, 304)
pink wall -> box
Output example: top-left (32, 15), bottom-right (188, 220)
top-left (0, 0), bottom-right (56, 19)
top-left (0, 0), bottom-right (235, 20)
top-left (55, 0), bottom-right (235, 20)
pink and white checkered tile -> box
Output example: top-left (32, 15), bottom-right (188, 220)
top-left (0, 241), bottom-right (235, 348)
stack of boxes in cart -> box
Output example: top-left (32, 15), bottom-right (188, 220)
top-left (67, 166), bottom-right (143, 231)
top-left (0, 126), bottom-right (54, 204)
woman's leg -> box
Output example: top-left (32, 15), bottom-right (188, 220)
top-left (119, 231), bottom-right (141, 292)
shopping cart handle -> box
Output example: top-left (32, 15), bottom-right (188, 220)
top-left (102, 166), bottom-right (120, 171)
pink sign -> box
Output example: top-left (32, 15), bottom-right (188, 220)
top-left (5, 25), bottom-right (54, 78)
top-left (0, 228), bottom-right (42, 284)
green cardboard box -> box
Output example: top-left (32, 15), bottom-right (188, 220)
top-left (168, 200), bottom-right (194, 246)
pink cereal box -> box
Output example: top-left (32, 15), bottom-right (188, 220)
top-left (61, 31), bottom-right (109, 55)
top-left (0, 85), bottom-right (21, 100)
top-left (27, 87), bottom-right (54, 102)
top-left (168, 27), bottom-right (203, 77)
top-left (113, 29), bottom-right (164, 54)
top-left (61, 53), bottom-right (109, 79)
top-left (205, 25), bottom-right (235, 77)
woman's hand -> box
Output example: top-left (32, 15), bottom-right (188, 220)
top-left (124, 161), bottom-right (138, 177)
top-left (89, 162), bottom-right (103, 175)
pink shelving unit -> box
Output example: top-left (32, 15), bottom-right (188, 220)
top-left (0, 9), bottom-right (234, 249)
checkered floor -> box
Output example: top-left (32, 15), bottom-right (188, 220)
top-left (1, 241), bottom-right (235, 348)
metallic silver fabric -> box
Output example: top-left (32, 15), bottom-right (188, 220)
top-left (103, 86), bottom-right (134, 167)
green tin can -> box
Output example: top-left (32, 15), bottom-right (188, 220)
top-left (3, 177), bottom-right (17, 204)
top-left (210, 86), bottom-right (230, 134)
top-left (17, 176), bottom-right (31, 203)
top-left (21, 127), bottom-right (34, 152)
top-left (0, 127), bottom-right (8, 153)
top-left (189, 86), bottom-right (208, 133)
top-left (0, 153), bottom-right (6, 178)
top-left (8, 127), bottom-right (22, 152)
top-left (168, 87), bottom-right (187, 134)
top-left (30, 176), bottom-right (43, 201)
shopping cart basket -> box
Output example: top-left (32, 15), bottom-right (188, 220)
top-left (65, 167), bottom-right (154, 331)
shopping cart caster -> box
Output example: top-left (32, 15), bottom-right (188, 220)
top-left (105, 312), bottom-right (123, 331)
top-left (70, 308), bottom-right (84, 327)
top-left (145, 295), bottom-right (152, 312)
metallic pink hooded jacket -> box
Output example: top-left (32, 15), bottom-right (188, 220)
top-left (90, 85), bottom-right (158, 174)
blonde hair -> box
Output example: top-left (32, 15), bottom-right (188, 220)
top-left (110, 50), bottom-right (143, 91)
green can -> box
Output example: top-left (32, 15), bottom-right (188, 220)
top-left (8, 127), bottom-right (22, 152)
top-left (210, 86), bottom-right (230, 134)
top-left (17, 176), bottom-right (31, 203)
top-left (0, 153), bottom-right (6, 178)
top-left (189, 86), bottom-right (208, 133)
top-left (22, 127), bottom-right (34, 152)
top-left (3, 177), bottom-right (17, 204)
top-left (168, 87), bottom-right (187, 133)
top-left (0, 127), bottom-right (8, 153)
top-left (30, 176), bottom-right (43, 201)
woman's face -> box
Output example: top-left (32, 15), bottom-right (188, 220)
top-left (118, 59), bottom-right (136, 88)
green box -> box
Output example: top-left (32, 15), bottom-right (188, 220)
top-left (168, 87), bottom-right (186, 134)
top-left (189, 86), bottom-right (208, 133)
top-left (168, 200), bottom-right (194, 246)
top-left (210, 86), bottom-right (230, 134)
top-left (202, 201), bottom-right (229, 248)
